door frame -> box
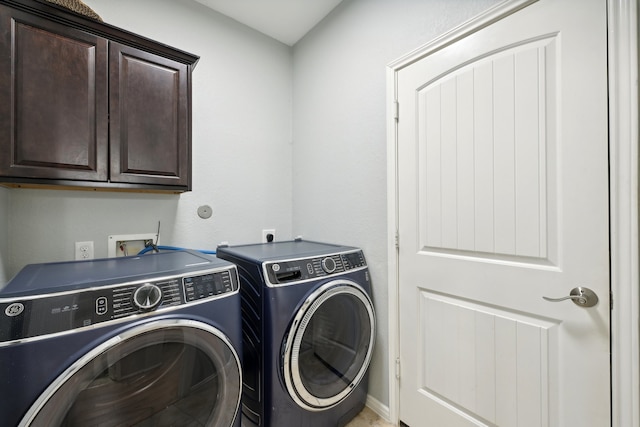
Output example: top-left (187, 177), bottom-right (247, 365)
top-left (385, 0), bottom-right (639, 425)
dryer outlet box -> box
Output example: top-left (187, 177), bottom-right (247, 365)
top-left (262, 229), bottom-right (276, 243)
top-left (108, 233), bottom-right (157, 257)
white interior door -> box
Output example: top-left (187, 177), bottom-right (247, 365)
top-left (396, 0), bottom-right (610, 426)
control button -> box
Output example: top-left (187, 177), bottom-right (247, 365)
top-left (322, 257), bottom-right (336, 274)
top-left (307, 263), bottom-right (314, 275)
top-left (272, 264), bottom-right (281, 272)
top-left (133, 283), bottom-right (163, 310)
top-left (96, 296), bottom-right (108, 315)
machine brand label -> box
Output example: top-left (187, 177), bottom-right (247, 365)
top-left (5, 302), bottom-right (24, 317)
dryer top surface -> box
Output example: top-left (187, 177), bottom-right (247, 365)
top-left (2, 250), bottom-right (234, 296)
top-left (217, 240), bottom-right (358, 262)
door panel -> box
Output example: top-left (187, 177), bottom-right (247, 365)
top-left (415, 292), bottom-right (557, 426)
top-left (109, 42), bottom-right (190, 187)
top-left (419, 35), bottom-right (558, 263)
top-left (397, 0), bottom-right (609, 425)
top-left (0, 5), bottom-right (108, 181)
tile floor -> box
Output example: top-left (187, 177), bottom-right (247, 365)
top-left (240, 405), bottom-right (396, 427)
top-left (345, 406), bottom-right (395, 427)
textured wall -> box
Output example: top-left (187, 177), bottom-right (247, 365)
top-left (2, 0), bottom-right (503, 413)
top-left (292, 0), bottom-right (501, 409)
top-left (5, 0), bottom-right (293, 279)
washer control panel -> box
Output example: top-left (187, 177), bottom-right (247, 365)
top-left (265, 250), bottom-right (366, 286)
top-left (0, 266), bottom-right (239, 344)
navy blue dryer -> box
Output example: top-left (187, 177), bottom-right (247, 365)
top-left (217, 240), bottom-right (376, 427)
top-left (0, 250), bottom-right (242, 427)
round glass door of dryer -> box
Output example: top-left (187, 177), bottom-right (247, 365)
top-left (282, 280), bottom-right (376, 410)
top-left (20, 319), bottom-right (241, 427)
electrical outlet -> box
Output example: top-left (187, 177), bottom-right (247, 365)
top-left (75, 241), bottom-right (94, 260)
top-left (262, 229), bottom-right (276, 243)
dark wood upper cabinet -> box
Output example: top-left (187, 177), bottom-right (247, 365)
top-left (109, 43), bottom-right (189, 187)
top-left (0, 6), bottom-right (109, 182)
top-left (0, 0), bottom-right (198, 192)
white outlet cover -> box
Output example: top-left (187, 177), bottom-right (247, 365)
top-left (75, 241), bottom-right (94, 260)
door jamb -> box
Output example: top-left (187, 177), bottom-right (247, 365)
top-left (608, 0), bottom-right (639, 425)
top-left (385, 0), bottom-right (639, 425)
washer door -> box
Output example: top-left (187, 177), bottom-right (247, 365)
top-left (20, 319), bottom-right (241, 427)
top-left (282, 280), bottom-right (376, 410)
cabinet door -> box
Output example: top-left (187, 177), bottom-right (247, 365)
top-left (109, 42), bottom-right (190, 189)
top-left (0, 5), bottom-right (108, 181)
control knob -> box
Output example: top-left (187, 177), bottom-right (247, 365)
top-left (133, 283), bottom-right (162, 310)
top-left (321, 257), bottom-right (336, 274)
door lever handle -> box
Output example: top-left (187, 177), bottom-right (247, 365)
top-left (543, 287), bottom-right (598, 308)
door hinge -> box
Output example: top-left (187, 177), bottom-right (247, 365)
top-left (394, 100), bottom-right (399, 121)
top-left (395, 357), bottom-right (401, 380)
top-left (395, 230), bottom-right (399, 249)
top-left (610, 290), bottom-right (613, 310)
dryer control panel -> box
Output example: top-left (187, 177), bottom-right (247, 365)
top-left (264, 250), bottom-right (367, 286)
top-left (0, 266), bottom-right (239, 344)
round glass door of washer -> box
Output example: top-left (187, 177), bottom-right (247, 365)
top-left (282, 280), bottom-right (375, 410)
top-left (20, 319), bottom-right (241, 427)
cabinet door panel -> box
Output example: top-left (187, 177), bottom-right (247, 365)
top-left (109, 42), bottom-right (190, 188)
top-left (0, 5), bottom-right (108, 181)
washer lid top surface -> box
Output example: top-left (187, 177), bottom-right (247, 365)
top-left (217, 240), bottom-right (357, 262)
top-left (2, 250), bottom-right (231, 296)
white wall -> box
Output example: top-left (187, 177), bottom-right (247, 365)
top-left (4, 0), bottom-right (293, 279)
top-left (2, 0), bottom-right (502, 414)
top-left (292, 0), bottom-right (500, 410)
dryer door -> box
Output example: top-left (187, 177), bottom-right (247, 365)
top-left (20, 319), bottom-right (241, 427)
top-left (282, 280), bottom-right (376, 410)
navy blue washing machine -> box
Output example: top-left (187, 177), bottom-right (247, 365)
top-left (0, 250), bottom-right (243, 427)
top-left (217, 239), bottom-right (376, 427)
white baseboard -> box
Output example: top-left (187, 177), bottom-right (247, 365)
top-left (365, 395), bottom-right (391, 423)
